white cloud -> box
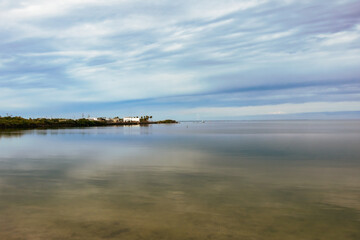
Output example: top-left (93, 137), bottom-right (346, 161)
top-left (1, 0), bottom-right (360, 117)
top-left (317, 26), bottom-right (360, 46)
top-left (22, 50), bottom-right (115, 58)
top-left (1, 0), bottom-right (131, 21)
top-left (187, 0), bottom-right (268, 20)
top-left (66, 65), bottom-right (203, 102)
top-left (256, 29), bottom-right (297, 42)
top-left (163, 43), bottom-right (183, 52)
top-left (0, 87), bottom-right (55, 109)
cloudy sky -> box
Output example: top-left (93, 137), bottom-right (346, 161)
top-left (1, 0), bottom-right (360, 120)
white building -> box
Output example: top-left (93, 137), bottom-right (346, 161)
top-left (123, 117), bottom-right (140, 122)
top-left (88, 117), bottom-right (98, 121)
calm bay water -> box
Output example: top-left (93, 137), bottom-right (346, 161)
top-left (0, 121), bottom-right (359, 240)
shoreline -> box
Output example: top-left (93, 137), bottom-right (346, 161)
top-left (0, 117), bottom-right (177, 130)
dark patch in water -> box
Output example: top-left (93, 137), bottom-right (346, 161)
top-left (103, 228), bottom-right (131, 238)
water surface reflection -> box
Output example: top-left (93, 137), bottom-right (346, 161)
top-left (0, 121), bottom-right (360, 240)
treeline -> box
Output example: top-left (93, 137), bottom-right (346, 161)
top-left (0, 116), bottom-right (106, 129)
top-left (0, 116), bottom-right (178, 129)
top-left (140, 115), bottom-right (153, 122)
top-left (156, 119), bottom-right (178, 124)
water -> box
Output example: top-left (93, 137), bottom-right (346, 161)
top-left (0, 121), bottom-right (359, 240)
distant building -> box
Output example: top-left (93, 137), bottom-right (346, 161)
top-left (88, 117), bottom-right (98, 121)
top-left (123, 117), bottom-right (140, 122)
top-left (111, 117), bottom-right (121, 123)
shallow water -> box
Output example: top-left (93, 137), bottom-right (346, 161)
top-left (0, 121), bottom-right (360, 240)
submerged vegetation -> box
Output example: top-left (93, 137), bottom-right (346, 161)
top-left (0, 116), bottom-right (177, 129)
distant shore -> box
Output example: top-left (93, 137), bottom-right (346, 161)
top-left (0, 117), bottom-right (177, 130)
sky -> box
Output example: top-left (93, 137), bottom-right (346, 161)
top-left (1, 0), bottom-right (360, 120)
